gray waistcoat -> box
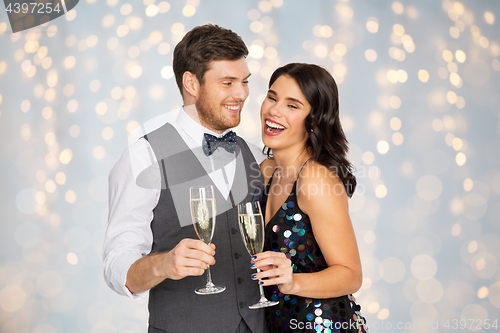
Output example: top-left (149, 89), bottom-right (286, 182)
top-left (144, 123), bottom-right (266, 333)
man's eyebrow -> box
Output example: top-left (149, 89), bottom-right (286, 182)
top-left (267, 89), bottom-right (304, 105)
top-left (219, 73), bottom-right (252, 80)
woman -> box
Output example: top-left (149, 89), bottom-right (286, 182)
top-left (252, 63), bottom-right (368, 332)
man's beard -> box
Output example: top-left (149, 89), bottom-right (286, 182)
top-left (196, 88), bottom-right (241, 132)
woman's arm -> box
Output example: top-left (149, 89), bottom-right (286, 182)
top-left (252, 162), bottom-right (362, 298)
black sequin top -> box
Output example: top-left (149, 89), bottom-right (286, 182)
top-left (262, 169), bottom-right (368, 333)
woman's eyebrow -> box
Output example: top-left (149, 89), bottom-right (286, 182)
top-left (267, 90), bottom-right (304, 105)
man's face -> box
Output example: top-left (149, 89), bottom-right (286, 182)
top-left (195, 58), bottom-right (250, 133)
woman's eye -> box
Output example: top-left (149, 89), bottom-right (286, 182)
top-left (267, 96), bottom-right (276, 102)
top-left (288, 105), bottom-right (298, 109)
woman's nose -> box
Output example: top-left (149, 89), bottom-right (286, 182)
top-left (268, 103), bottom-right (281, 117)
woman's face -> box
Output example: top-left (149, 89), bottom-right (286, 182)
top-left (260, 75), bottom-right (312, 152)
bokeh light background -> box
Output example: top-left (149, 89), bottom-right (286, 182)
top-left (1, 0), bottom-right (500, 332)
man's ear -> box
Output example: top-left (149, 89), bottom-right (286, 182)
top-left (182, 71), bottom-right (199, 100)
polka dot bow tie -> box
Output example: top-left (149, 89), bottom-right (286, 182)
top-left (202, 131), bottom-right (238, 156)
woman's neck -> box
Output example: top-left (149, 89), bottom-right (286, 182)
top-left (272, 145), bottom-right (312, 179)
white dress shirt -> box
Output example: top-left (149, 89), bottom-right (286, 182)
top-left (103, 108), bottom-right (266, 300)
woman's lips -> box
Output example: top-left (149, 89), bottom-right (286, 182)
top-left (264, 119), bottom-right (286, 136)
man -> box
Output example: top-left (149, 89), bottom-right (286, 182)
top-left (103, 24), bottom-right (267, 332)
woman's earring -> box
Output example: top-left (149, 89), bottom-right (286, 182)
top-left (310, 128), bottom-right (314, 132)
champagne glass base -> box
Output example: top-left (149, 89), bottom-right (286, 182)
top-left (249, 299), bottom-right (279, 309)
top-left (194, 285), bottom-right (226, 295)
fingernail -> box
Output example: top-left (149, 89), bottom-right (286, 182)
top-left (251, 274), bottom-right (257, 279)
top-left (250, 263), bottom-right (255, 268)
top-left (251, 255), bottom-right (257, 260)
top-left (259, 281), bottom-right (264, 285)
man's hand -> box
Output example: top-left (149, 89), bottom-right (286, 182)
top-left (125, 238), bottom-right (215, 294)
top-left (159, 239), bottom-right (216, 280)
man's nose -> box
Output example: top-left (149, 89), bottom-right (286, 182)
top-left (232, 83), bottom-right (249, 101)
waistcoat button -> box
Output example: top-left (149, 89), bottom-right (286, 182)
top-left (237, 277), bottom-right (243, 284)
top-left (231, 228), bottom-right (237, 234)
top-left (239, 302), bottom-right (245, 309)
top-left (234, 253), bottom-right (241, 259)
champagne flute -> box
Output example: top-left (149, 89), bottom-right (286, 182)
top-left (238, 201), bottom-right (279, 308)
top-left (190, 185), bottom-right (226, 295)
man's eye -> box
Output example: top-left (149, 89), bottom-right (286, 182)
top-left (243, 80), bottom-right (249, 85)
top-left (223, 82), bottom-right (232, 86)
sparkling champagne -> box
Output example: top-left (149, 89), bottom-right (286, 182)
top-left (191, 198), bottom-right (216, 244)
top-left (238, 213), bottom-right (264, 256)
top-left (237, 201), bottom-right (278, 308)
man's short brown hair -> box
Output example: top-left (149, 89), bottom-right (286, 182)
top-left (173, 24), bottom-right (248, 98)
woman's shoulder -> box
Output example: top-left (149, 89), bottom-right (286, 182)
top-left (297, 160), bottom-right (347, 200)
top-left (260, 157), bottom-right (276, 184)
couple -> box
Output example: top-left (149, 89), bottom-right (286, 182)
top-left (103, 24), bottom-right (368, 333)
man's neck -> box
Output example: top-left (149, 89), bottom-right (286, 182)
top-left (183, 104), bottom-right (226, 134)
top-left (183, 104), bottom-right (201, 124)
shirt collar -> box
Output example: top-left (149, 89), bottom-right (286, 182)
top-left (175, 107), bottom-right (233, 146)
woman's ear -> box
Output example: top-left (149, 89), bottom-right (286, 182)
top-left (182, 71), bottom-right (200, 100)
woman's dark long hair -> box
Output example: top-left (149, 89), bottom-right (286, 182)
top-left (264, 63), bottom-right (357, 197)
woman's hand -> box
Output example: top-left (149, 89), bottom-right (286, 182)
top-left (251, 251), bottom-right (296, 295)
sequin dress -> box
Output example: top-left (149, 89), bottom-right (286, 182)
top-left (262, 169), bottom-right (368, 333)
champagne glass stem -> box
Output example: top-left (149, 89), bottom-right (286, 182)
top-left (256, 268), bottom-right (267, 301)
top-left (206, 265), bottom-right (215, 287)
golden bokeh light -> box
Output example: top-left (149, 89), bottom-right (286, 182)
top-left (389, 95), bottom-right (401, 109)
top-left (456, 152), bottom-right (466, 166)
top-left (375, 184), bottom-right (388, 198)
top-left (67, 99), bottom-right (78, 113)
top-left (463, 178), bottom-right (473, 191)
top-left (102, 127), bottom-right (114, 140)
top-left (146, 5), bottom-right (159, 17)
top-left (259, 0), bottom-right (272, 13)
top-left (55, 172), bottom-right (67, 185)
top-left (418, 69), bottom-right (429, 82)
top-left (365, 49), bottom-right (377, 62)
top-left (171, 23), bottom-right (185, 35)
top-left (120, 4), bottom-right (133, 16)
top-left (69, 125), bottom-right (81, 138)
top-left (377, 140), bottom-right (390, 154)
top-left (158, 2), bottom-right (171, 13)
top-left (455, 50), bottom-right (466, 63)
top-left (362, 151), bottom-right (375, 165)
top-left (478, 286), bottom-right (489, 299)
top-left (484, 11), bottom-right (495, 24)
top-left (59, 149), bottom-right (73, 165)
top-left (393, 24), bottom-right (405, 36)
top-left (65, 190), bottom-right (77, 203)
top-left (390, 117), bottom-right (402, 131)
top-left (366, 17), bottom-right (379, 33)
top-left (442, 49), bottom-right (453, 62)
top-left (392, 1), bottom-right (404, 15)
top-left (183, 5), bottom-right (196, 17)
top-left (95, 102), bottom-right (108, 115)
